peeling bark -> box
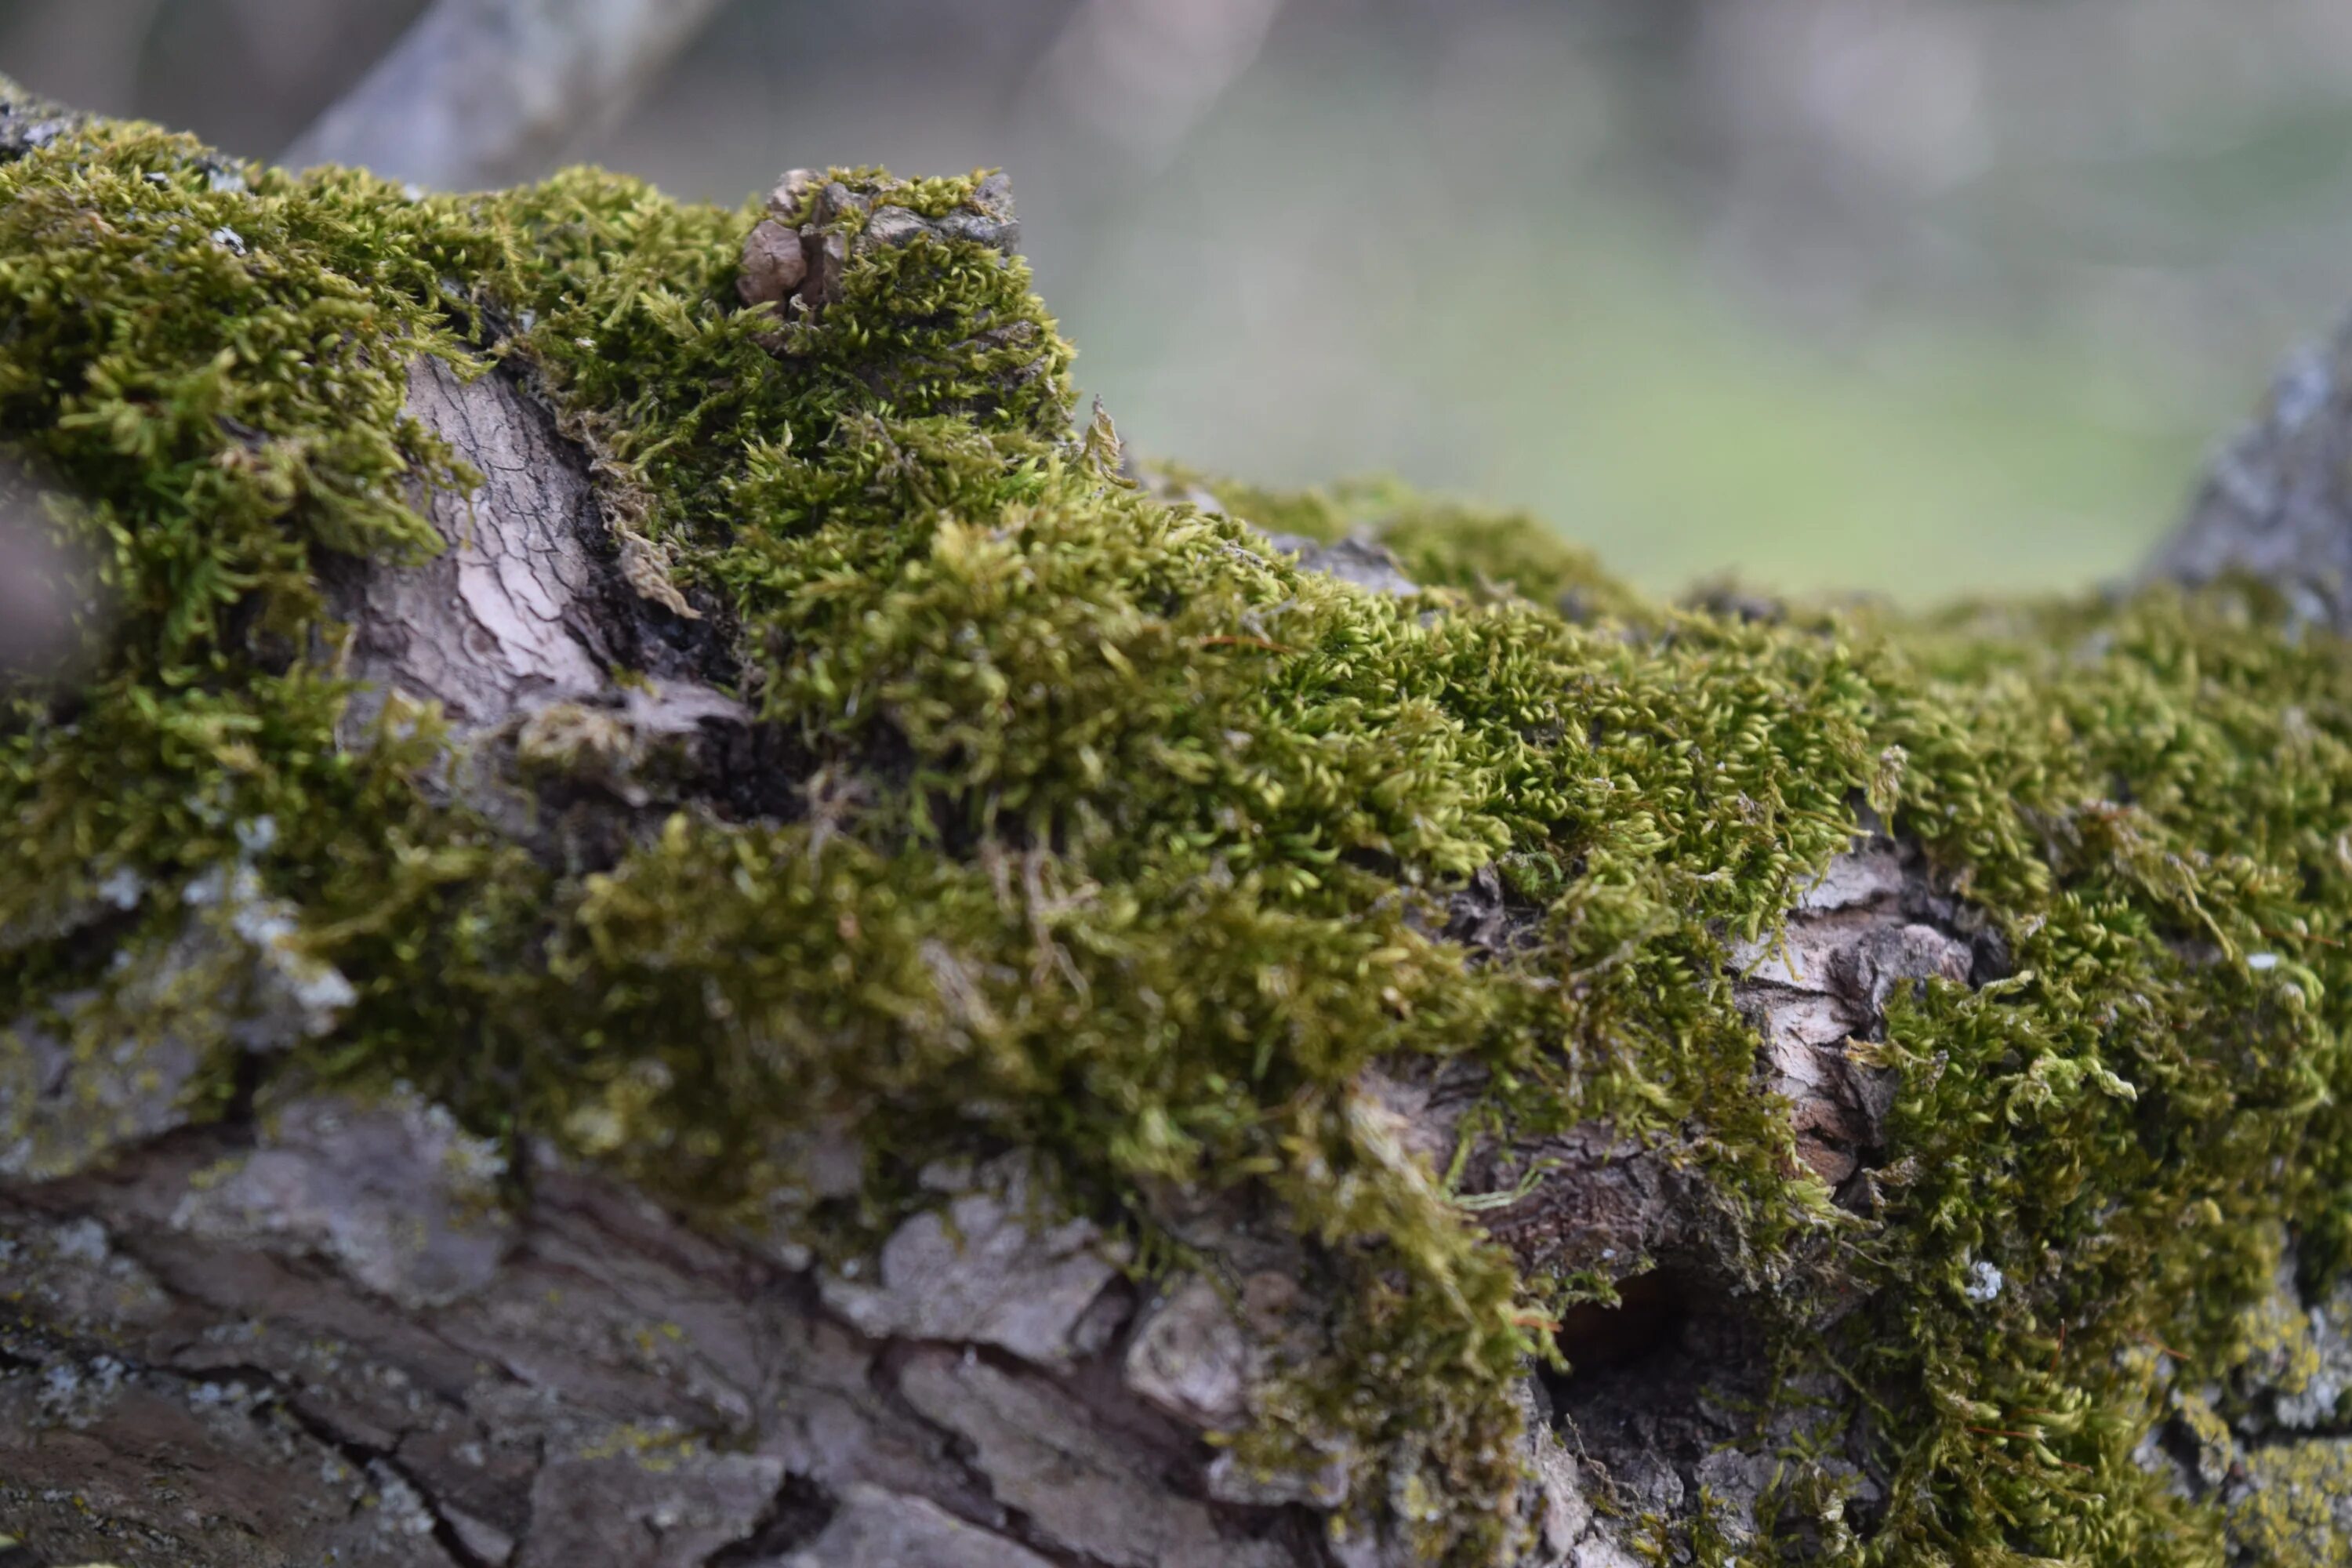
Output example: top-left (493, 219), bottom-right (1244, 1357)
top-left (328, 357), bottom-right (743, 748)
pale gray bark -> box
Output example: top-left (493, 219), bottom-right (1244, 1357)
top-left (328, 358), bottom-right (742, 742)
top-left (0, 467), bottom-right (85, 688)
top-left (280, 0), bottom-right (729, 189)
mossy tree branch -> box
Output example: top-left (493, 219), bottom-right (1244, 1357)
top-left (10, 79), bottom-right (2352, 1568)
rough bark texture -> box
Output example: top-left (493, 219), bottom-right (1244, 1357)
top-left (0, 1098), bottom-right (1318, 1567)
top-left (325, 358), bottom-right (760, 816)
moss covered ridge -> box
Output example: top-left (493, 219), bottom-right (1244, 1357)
top-left (6, 86), bottom-right (2352, 1566)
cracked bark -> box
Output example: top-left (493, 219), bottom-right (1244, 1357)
top-left (0, 345), bottom-right (1345, 1567)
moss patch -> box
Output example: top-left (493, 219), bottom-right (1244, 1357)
top-left (8, 88), bottom-right (2352, 1566)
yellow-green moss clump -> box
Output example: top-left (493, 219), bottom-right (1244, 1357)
top-left (9, 89), bottom-right (2352, 1568)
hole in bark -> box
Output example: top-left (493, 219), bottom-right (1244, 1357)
top-left (706, 1473), bottom-right (837, 1563)
top-left (1540, 1263), bottom-right (1774, 1488)
top-left (1551, 1268), bottom-right (1687, 1381)
top-left (222, 1040), bottom-right (268, 1127)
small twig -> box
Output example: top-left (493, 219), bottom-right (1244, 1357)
top-left (1197, 633), bottom-right (1298, 654)
top-left (1966, 1428), bottom-right (2092, 1472)
top-left (2256, 923), bottom-right (2347, 951)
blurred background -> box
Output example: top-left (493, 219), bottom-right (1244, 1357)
top-left (10, 0), bottom-right (2352, 601)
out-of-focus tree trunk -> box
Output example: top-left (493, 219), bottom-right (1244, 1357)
top-left (279, 0), bottom-right (730, 189)
top-left (2154, 310), bottom-right (2352, 627)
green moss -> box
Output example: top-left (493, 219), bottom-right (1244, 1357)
top-left (12, 88), bottom-right (2352, 1566)
top-left (1155, 466), bottom-right (1651, 622)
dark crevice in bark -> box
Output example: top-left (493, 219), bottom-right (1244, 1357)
top-left (700, 1472), bottom-right (839, 1564)
top-left (218, 1040), bottom-right (267, 1128)
top-left (1549, 1269), bottom-right (1690, 1383)
top-left (864, 1335), bottom-right (1102, 1555)
top-left (245, 1367), bottom-right (497, 1568)
top-left (1439, 860), bottom-right (1553, 961)
top-left (2225, 1416), bottom-right (2352, 1452)
top-left (1544, 1262), bottom-right (1782, 1533)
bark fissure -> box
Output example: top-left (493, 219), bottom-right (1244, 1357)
top-left (0, 1112), bottom-right (1307, 1566)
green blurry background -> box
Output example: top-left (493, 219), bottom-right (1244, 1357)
top-left (12, 0), bottom-right (2352, 601)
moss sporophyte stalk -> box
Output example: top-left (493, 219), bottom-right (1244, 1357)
top-left (8, 86), bottom-right (2352, 1566)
